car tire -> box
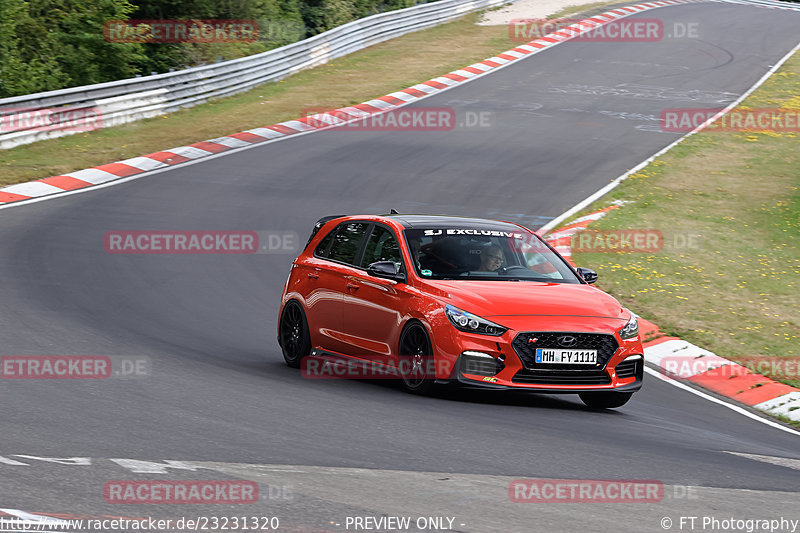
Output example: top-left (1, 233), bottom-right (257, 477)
top-left (279, 301), bottom-right (311, 368)
top-left (398, 322), bottom-right (435, 395)
top-left (579, 391), bottom-right (633, 409)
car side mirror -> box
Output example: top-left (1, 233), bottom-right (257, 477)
top-left (576, 267), bottom-right (598, 284)
top-left (367, 261), bottom-right (406, 282)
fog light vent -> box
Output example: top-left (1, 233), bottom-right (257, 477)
top-left (459, 351), bottom-right (503, 377)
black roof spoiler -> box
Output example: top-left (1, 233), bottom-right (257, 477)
top-left (315, 214), bottom-right (347, 225)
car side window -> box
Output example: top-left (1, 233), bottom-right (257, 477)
top-left (314, 229), bottom-right (335, 258)
top-left (327, 222), bottom-right (370, 265)
top-left (361, 226), bottom-right (402, 268)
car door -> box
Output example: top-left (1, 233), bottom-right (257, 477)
top-left (307, 221), bottom-right (371, 355)
top-left (340, 224), bottom-right (410, 363)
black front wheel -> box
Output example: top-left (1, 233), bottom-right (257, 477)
top-left (279, 301), bottom-right (311, 368)
top-left (579, 391), bottom-right (633, 409)
top-left (398, 323), bottom-right (435, 394)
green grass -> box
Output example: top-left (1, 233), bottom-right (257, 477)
top-left (569, 53), bottom-right (800, 392)
top-left (548, 1), bottom-right (624, 19)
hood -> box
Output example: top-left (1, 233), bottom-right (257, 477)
top-left (422, 280), bottom-right (625, 320)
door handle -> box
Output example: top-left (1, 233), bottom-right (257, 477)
top-left (307, 272), bottom-right (320, 279)
top-left (346, 282), bottom-right (360, 290)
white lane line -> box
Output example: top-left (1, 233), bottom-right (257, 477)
top-left (644, 366), bottom-right (800, 436)
top-left (725, 451), bottom-right (800, 471)
top-left (0, 457), bottom-right (27, 466)
top-left (537, 38), bottom-right (800, 234)
top-left (108, 458), bottom-right (200, 474)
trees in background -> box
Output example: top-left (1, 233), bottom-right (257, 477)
top-left (0, 0), bottom-right (425, 98)
top-left (1, 0), bottom-right (145, 96)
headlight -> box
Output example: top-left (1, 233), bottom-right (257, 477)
top-left (619, 310), bottom-right (639, 340)
top-left (445, 305), bottom-right (507, 336)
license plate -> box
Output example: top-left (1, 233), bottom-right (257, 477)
top-left (535, 348), bottom-right (597, 365)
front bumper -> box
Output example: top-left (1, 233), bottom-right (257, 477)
top-left (432, 316), bottom-right (644, 392)
top-left (450, 371), bottom-right (643, 393)
top-left (450, 354), bottom-right (644, 394)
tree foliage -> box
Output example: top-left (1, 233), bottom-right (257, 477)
top-left (0, 0), bottom-right (146, 96)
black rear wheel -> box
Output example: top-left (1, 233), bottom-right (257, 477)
top-left (279, 301), bottom-right (311, 368)
top-left (398, 323), bottom-right (435, 394)
top-left (579, 391), bottom-right (633, 409)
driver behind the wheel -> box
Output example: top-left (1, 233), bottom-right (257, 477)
top-left (478, 244), bottom-right (504, 272)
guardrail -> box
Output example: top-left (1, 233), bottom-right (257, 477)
top-left (0, 0), bottom-right (509, 149)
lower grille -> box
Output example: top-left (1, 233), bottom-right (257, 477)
top-left (458, 352), bottom-right (503, 377)
top-left (462, 360), bottom-right (500, 376)
top-left (512, 369), bottom-right (611, 385)
top-left (512, 331), bottom-right (619, 370)
top-left (615, 358), bottom-right (641, 379)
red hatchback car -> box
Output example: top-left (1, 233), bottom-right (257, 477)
top-left (278, 214), bottom-right (644, 408)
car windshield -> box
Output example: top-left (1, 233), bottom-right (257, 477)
top-left (403, 226), bottom-right (581, 282)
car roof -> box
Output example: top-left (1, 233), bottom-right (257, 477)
top-left (385, 214), bottom-right (527, 231)
top-left (314, 214), bottom-right (531, 233)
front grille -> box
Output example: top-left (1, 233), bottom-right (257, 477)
top-left (512, 369), bottom-right (611, 385)
top-left (512, 332), bottom-right (619, 371)
top-left (615, 358), bottom-right (641, 379)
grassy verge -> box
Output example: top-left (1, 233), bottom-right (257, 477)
top-left (548, 1), bottom-right (623, 19)
top-left (1, 13), bottom-right (518, 188)
top-left (570, 52), bottom-right (800, 391)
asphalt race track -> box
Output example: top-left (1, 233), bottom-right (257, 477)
top-left (1, 2), bottom-right (799, 532)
